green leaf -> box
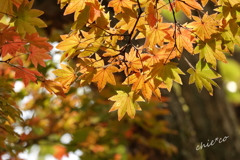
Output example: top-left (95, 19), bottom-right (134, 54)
top-left (149, 62), bottom-right (185, 91)
top-left (11, 0), bottom-right (47, 36)
top-left (194, 39), bottom-right (227, 69)
top-left (220, 19), bottom-right (240, 53)
top-left (187, 60), bottom-right (221, 95)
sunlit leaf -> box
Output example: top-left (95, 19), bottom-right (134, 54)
top-left (109, 91), bottom-right (144, 121)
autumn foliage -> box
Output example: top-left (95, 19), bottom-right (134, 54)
top-left (0, 0), bottom-right (240, 158)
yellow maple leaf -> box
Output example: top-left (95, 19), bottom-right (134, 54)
top-left (52, 64), bottom-right (77, 93)
top-left (175, 0), bottom-right (203, 18)
top-left (109, 91), bottom-right (144, 121)
top-left (108, 0), bottom-right (136, 14)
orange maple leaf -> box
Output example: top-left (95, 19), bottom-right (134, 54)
top-left (28, 45), bottom-right (52, 68)
top-left (92, 65), bottom-right (119, 92)
top-left (123, 72), bottom-right (161, 101)
top-left (142, 43), bottom-right (177, 69)
top-left (187, 13), bottom-right (219, 40)
top-left (174, 26), bottom-right (195, 55)
top-left (41, 79), bottom-right (65, 97)
top-left (174, 0), bottom-right (203, 18)
top-left (146, 2), bottom-right (157, 28)
top-left (108, 0), bottom-right (136, 14)
top-left (144, 23), bottom-right (171, 49)
top-left (86, 0), bottom-right (102, 23)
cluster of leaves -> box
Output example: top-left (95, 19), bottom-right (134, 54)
top-left (0, 0), bottom-right (54, 154)
top-left (0, 1), bottom-right (173, 158)
top-left (54, 0), bottom-right (240, 120)
top-left (0, 0), bottom-right (239, 159)
top-left (0, 78), bottom-right (24, 155)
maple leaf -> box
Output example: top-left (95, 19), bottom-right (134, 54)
top-left (11, 0), bottom-right (47, 36)
top-left (52, 64), bottom-right (77, 93)
top-left (0, 25), bottom-right (19, 47)
top-left (78, 66), bottom-right (96, 87)
top-left (142, 43), bottom-right (177, 69)
top-left (25, 33), bottom-right (53, 51)
top-left (11, 66), bottom-right (42, 86)
top-left (149, 62), bottom-right (185, 91)
top-left (194, 39), bottom-right (227, 69)
top-left (57, 31), bottom-right (98, 61)
top-left (86, 0), bottom-right (102, 23)
top-left (102, 46), bottom-right (120, 57)
top-left (92, 65), bottom-right (119, 92)
top-left (143, 23), bottom-right (171, 49)
top-left (123, 48), bottom-right (143, 74)
top-left (174, 26), bottom-right (195, 56)
top-left (187, 60), bottom-right (221, 95)
top-left (220, 19), bottom-right (240, 53)
top-left (115, 7), bottom-right (145, 34)
top-left (108, 0), bottom-right (136, 14)
top-left (27, 45), bottom-right (52, 68)
top-left (123, 72), bottom-right (161, 101)
top-left (72, 5), bottom-right (90, 30)
top-left (187, 12), bottom-right (219, 40)
top-left (1, 36), bottom-right (26, 57)
top-left (174, 0), bottom-right (203, 18)
top-left (41, 79), bottom-right (65, 97)
top-left (56, 33), bottom-right (81, 61)
top-left (61, 0), bottom-right (86, 16)
top-left (77, 58), bottom-right (97, 87)
top-left (109, 91), bottom-right (144, 121)
top-left (146, 2), bottom-right (157, 28)
top-left (59, 0), bottom-right (96, 21)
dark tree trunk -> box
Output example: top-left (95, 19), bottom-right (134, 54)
top-left (163, 89), bottom-right (204, 160)
top-left (179, 55), bottom-right (240, 160)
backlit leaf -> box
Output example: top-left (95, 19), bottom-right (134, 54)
top-left (27, 45), bottom-right (52, 68)
top-left (109, 91), bottom-right (144, 121)
top-left (11, 67), bottom-right (42, 86)
top-left (187, 60), bottom-right (221, 95)
top-left (42, 79), bottom-right (66, 97)
top-left (52, 64), bottom-right (77, 93)
top-left (12, 0), bottom-right (47, 36)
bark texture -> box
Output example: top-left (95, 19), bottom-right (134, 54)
top-left (163, 89), bottom-right (204, 160)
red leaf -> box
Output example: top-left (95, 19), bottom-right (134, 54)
top-left (28, 45), bottom-right (52, 68)
top-left (25, 33), bottom-right (53, 51)
top-left (12, 67), bottom-right (42, 86)
top-left (1, 36), bottom-right (26, 57)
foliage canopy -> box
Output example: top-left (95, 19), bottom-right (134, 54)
top-left (0, 0), bottom-right (240, 158)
